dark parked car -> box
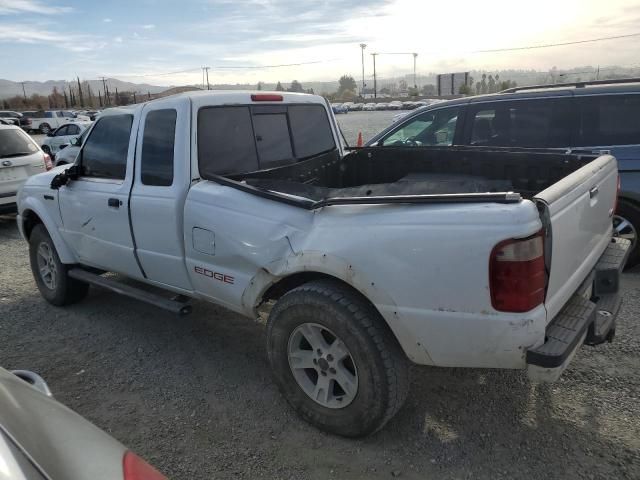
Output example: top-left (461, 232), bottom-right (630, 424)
top-left (0, 110), bottom-right (22, 127)
top-left (368, 78), bottom-right (640, 266)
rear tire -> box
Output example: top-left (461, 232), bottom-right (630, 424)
top-left (266, 279), bottom-right (409, 437)
top-left (29, 225), bottom-right (89, 306)
top-left (39, 123), bottom-right (51, 134)
top-left (614, 200), bottom-right (640, 268)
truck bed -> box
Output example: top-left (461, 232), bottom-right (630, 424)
top-left (228, 146), bottom-right (598, 207)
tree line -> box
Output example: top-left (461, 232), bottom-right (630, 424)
top-left (2, 78), bottom-right (153, 111)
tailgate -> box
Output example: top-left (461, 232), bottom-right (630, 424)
top-left (535, 154), bottom-right (618, 321)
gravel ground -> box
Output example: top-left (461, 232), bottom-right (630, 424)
top-left (1, 214), bottom-right (639, 480)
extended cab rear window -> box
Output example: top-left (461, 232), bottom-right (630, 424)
top-left (197, 104), bottom-right (335, 178)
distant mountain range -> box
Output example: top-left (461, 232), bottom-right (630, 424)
top-left (0, 78), bottom-right (168, 100)
top-left (2, 66), bottom-right (639, 99)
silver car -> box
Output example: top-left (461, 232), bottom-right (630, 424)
top-left (0, 367), bottom-right (168, 480)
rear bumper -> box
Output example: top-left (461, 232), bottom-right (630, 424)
top-left (526, 237), bottom-right (631, 381)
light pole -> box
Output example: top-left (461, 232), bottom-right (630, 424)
top-left (359, 43), bottom-right (367, 98)
top-left (372, 53), bottom-right (377, 99)
top-left (204, 67), bottom-right (210, 90)
top-left (413, 53), bottom-right (418, 89)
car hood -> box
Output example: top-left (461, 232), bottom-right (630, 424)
top-left (0, 367), bottom-right (125, 480)
top-left (21, 164), bottom-right (67, 188)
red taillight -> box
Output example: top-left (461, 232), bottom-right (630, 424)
top-left (123, 451), bottom-right (167, 480)
top-left (43, 153), bottom-right (53, 171)
top-left (251, 94), bottom-right (283, 101)
top-left (489, 232), bottom-right (546, 313)
top-left (614, 175), bottom-right (621, 213)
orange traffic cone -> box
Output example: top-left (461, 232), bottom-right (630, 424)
top-left (356, 131), bottom-right (363, 147)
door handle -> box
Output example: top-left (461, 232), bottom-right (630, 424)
top-left (589, 186), bottom-right (599, 198)
top-left (108, 198), bottom-right (121, 208)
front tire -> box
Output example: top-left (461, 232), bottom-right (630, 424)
top-left (29, 225), bottom-right (89, 306)
top-left (267, 280), bottom-right (409, 437)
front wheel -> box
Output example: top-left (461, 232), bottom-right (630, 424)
top-left (614, 200), bottom-right (640, 268)
top-left (29, 225), bottom-right (89, 305)
top-left (266, 280), bottom-right (409, 437)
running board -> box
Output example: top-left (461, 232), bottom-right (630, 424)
top-left (68, 269), bottom-right (192, 316)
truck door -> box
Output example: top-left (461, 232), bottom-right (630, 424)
top-left (58, 113), bottom-right (142, 278)
top-left (129, 97), bottom-right (192, 291)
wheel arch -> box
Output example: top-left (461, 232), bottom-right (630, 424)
top-left (243, 251), bottom-right (431, 364)
top-left (19, 201), bottom-right (77, 264)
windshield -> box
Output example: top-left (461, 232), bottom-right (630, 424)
top-left (0, 129), bottom-right (38, 158)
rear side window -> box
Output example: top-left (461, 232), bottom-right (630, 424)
top-left (81, 114), bottom-right (132, 179)
top-left (288, 105), bottom-right (336, 158)
top-left (141, 109), bottom-right (177, 186)
top-left (198, 107), bottom-right (259, 177)
top-left (198, 104), bottom-right (335, 177)
top-left (0, 129), bottom-right (38, 157)
top-left (67, 124), bottom-right (80, 135)
top-left (466, 98), bottom-right (571, 148)
top-left (577, 95), bottom-right (640, 146)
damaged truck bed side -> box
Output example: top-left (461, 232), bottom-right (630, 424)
top-left (17, 91), bottom-right (629, 437)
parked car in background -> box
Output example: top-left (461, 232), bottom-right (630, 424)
top-left (0, 125), bottom-right (51, 214)
top-left (331, 103), bottom-right (349, 114)
top-left (350, 103), bottom-right (364, 111)
top-left (82, 110), bottom-right (101, 121)
top-left (0, 367), bottom-right (167, 480)
top-left (374, 102), bottom-right (389, 110)
top-left (41, 121), bottom-right (92, 157)
top-left (0, 118), bottom-right (11, 125)
top-left (62, 110), bottom-right (91, 121)
top-left (0, 110), bottom-right (22, 126)
top-left (368, 78), bottom-right (640, 266)
top-left (52, 126), bottom-right (90, 166)
top-left (22, 110), bottom-right (87, 134)
top-left (363, 103), bottom-right (376, 111)
top-left (388, 101), bottom-right (403, 110)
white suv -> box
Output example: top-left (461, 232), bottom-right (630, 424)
top-left (0, 125), bottom-right (52, 214)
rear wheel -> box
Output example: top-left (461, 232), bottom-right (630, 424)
top-left (614, 200), bottom-right (640, 268)
top-left (266, 280), bottom-right (409, 437)
top-left (29, 225), bottom-right (89, 305)
top-left (39, 123), bottom-right (51, 134)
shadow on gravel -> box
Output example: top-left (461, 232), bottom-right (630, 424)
top-left (0, 214), bottom-right (19, 238)
top-left (1, 219), bottom-right (637, 479)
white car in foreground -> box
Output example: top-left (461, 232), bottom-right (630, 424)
top-left (41, 122), bottom-right (92, 157)
top-left (16, 91), bottom-right (627, 437)
top-left (0, 125), bottom-right (51, 214)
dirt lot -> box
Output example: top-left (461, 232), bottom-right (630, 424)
top-left (1, 214), bottom-right (639, 479)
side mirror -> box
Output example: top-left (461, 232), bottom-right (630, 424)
top-left (71, 137), bottom-right (81, 146)
top-left (50, 164), bottom-right (81, 190)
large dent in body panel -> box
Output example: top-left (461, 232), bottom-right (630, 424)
top-left (241, 247), bottom-right (434, 365)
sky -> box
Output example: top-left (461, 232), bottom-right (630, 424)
top-left (0, 0), bottom-right (639, 86)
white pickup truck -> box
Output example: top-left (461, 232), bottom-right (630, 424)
top-left (24, 110), bottom-right (90, 134)
top-left (16, 91), bottom-right (629, 437)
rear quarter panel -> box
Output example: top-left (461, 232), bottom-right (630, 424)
top-left (185, 179), bottom-right (546, 368)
